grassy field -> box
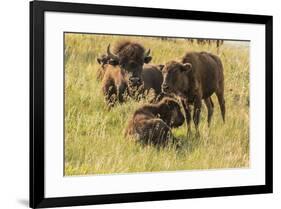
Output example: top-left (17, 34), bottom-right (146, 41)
top-left (64, 33), bottom-right (250, 176)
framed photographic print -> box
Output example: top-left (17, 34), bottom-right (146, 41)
top-left (30, 0), bottom-right (273, 208)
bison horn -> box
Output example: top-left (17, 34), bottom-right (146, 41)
top-left (107, 44), bottom-right (119, 60)
top-left (144, 48), bottom-right (151, 57)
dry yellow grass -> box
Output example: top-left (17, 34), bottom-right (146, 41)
top-left (64, 33), bottom-right (249, 175)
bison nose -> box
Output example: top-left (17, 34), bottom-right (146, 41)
top-left (129, 77), bottom-right (142, 85)
top-left (162, 83), bottom-right (169, 91)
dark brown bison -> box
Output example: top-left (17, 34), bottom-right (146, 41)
top-left (101, 64), bottom-right (128, 107)
top-left (106, 41), bottom-right (152, 87)
top-left (142, 64), bottom-right (164, 95)
top-left (125, 97), bottom-right (185, 146)
top-left (186, 38), bottom-right (195, 44)
top-left (216, 40), bottom-right (224, 48)
top-left (197, 39), bottom-right (210, 45)
top-left (196, 39), bottom-right (224, 54)
top-left (216, 40), bottom-right (224, 54)
top-left (196, 39), bottom-right (224, 47)
top-left (161, 51), bottom-right (225, 133)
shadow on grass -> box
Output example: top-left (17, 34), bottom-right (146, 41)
top-left (173, 132), bottom-right (203, 155)
top-left (131, 130), bottom-right (204, 155)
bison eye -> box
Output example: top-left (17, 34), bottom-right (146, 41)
top-left (120, 63), bottom-right (126, 68)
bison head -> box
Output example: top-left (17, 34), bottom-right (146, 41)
top-left (106, 41), bottom-right (152, 87)
top-left (161, 61), bottom-right (192, 96)
top-left (159, 98), bottom-right (185, 128)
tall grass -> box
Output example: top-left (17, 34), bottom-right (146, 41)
top-left (64, 33), bottom-right (249, 175)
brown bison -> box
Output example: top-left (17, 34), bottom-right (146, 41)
top-left (216, 40), bottom-right (224, 48)
top-left (129, 64), bottom-right (164, 100)
top-left (161, 51), bottom-right (225, 133)
top-left (101, 64), bottom-right (128, 107)
top-left (142, 64), bottom-right (164, 95)
top-left (196, 39), bottom-right (224, 47)
top-left (125, 97), bottom-right (185, 146)
top-left (197, 39), bottom-right (211, 45)
top-left (196, 39), bottom-right (224, 54)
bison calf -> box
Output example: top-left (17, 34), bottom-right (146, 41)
top-left (101, 64), bottom-right (128, 107)
top-left (161, 51), bottom-right (225, 133)
top-left (125, 98), bottom-right (185, 146)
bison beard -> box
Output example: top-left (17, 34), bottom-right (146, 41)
top-left (125, 98), bottom-right (185, 146)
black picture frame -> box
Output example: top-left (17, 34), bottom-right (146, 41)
top-left (30, 0), bottom-right (273, 208)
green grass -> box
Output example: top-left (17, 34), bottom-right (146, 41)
top-left (64, 33), bottom-right (250, 176)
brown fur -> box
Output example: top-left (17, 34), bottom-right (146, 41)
top-left (96, 54), bottom-right (110, 80)
top-left (101, 64), bottom-right (128, 107)
top-left (107, 40), bottom-right (152, 87)
top-left (97, 58), bottom-right (164, 103)
top-left (129, 64), bottom-right (164, 101)
top-left (125, 98), bottom-right (185, 146)
top-left (142, 64), bottom-right (164, 95)
top-left (161, 51), bottom-right (225, 132)
top-left (113, 41), bottom-right (146, 61)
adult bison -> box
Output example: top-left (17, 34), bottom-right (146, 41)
top-left (161, 51), bottom-right (225, 133)
top-left (125, 97), bottom-right (185, 146)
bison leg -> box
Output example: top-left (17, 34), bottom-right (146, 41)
top-left (103, 81), bottom-right (117, 107)
top-left (215, 90), bottom-right (225, 122)
top-left (193, 97), bottom-right (202, 133)
top-left (181, 99), bottom-right (192, 134)
top-left (204, 97), bottom-right (214, 127)
top-left (117, 83), bottom-right (127, 103)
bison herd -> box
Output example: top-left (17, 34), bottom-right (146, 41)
top-left (96, 40), bottom-right (225, 147)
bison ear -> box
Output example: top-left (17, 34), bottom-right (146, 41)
top-left (144, 56), bottom-right (152, 64)
top-left (157, 64), bottom-right (164, 71)
top-left (181, 63), bottom-right (192, 73)
top-left (97, 58), bottom-right (102, 64)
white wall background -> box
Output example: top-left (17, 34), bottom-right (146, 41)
top-left (0, 0), bottom-right (279, 208)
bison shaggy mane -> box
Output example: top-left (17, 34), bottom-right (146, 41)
top-left (113, 40), bottom-right (146, 60)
